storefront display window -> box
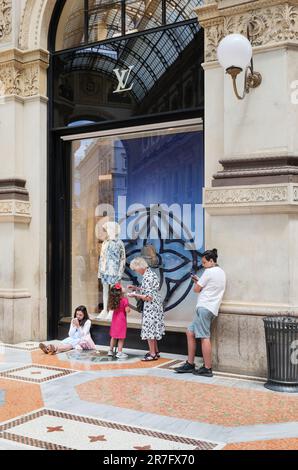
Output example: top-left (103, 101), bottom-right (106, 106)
top-left (71, 124), bottom-right (204, 323)
top-left (48, 0), bottom-right (204, 338)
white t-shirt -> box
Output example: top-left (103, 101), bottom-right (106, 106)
top-left (196, 266), bottom-right (226, 316)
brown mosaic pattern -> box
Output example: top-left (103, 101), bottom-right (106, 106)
top-left (0, 409), bottom-right (217, 450)
top-left (224, 438), bottom-right (298, 450)
top-left (0, 379), bottom-right (44, 423)
top-left (77, 376), bottom-right (298, 427)
top-left (31, 350), bottom-right (172, 372)
top-left (2, 343), bottom-right (40, 351)
top-left (157, 360), bottom-right (185, 370)
top-left (0, 365), bottom-right (76, 383)
top-left (0, 432), bottom-right (72, 450)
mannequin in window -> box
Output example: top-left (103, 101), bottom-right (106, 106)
top-left (97, 221), bottom-right (126, 320)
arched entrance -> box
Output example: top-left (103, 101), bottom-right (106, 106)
top-left (43, 1), bottom-right (205, 347)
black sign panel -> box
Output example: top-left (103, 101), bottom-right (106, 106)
top-left (51, 22), bottom-right (204, 129)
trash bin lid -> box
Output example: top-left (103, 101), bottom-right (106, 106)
top-left (263, 316), bottom-right (298, 326)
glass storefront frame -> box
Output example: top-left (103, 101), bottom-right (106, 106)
top-left (68, 120), bottom-right (204, 322)
top-left (47, 5), bottom-right (205, 341)
top-left (48, 118), bottom-right (204, 339)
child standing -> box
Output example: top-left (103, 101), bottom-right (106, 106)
top-left (108, 284), bottom-right (130, 359)
top-left (39, 305), bottom-right (96, 354)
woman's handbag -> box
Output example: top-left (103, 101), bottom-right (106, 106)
top-left (136, 298), bottom-right (145, 313)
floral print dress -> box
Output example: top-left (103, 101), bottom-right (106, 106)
top-left (98, 239), bottom-right (126, 285)
top-left (141, 268), bottom-right (165, 341)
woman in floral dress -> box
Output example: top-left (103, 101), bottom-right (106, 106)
top-left (129, 257), bottom-right (165, 361)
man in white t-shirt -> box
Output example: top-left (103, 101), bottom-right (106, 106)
top-left (175, 249), bottom-right (226, 377)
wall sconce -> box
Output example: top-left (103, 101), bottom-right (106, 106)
top-left (217, 28), bottom-right (262, 100)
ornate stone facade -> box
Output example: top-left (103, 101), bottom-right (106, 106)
top-left (0, 200), bottom-right (31, 223)
top-left (203, 183), bottom-right (298, 215)
top-left (0, 0), bottom-right (12, 43)
top-left (0, 49), bottom-right (49, 98)
top-left (196, 0), bottom-right (298, 62)
top-left (19, 0), bottom-right (57, 50)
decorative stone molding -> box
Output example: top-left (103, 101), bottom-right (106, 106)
top-left (0, 0), bottom-right (12, 43)
top-left (220, 300), bottom-right (298, 316)
top-left (196, 0), bottom-right (298, 62)
top-left (0, 200), bottom-right (31, 223)
top-left (19, 0), bottom-right (57, 50)
top-left (0, 179), bottom-right (29, 201)
top-left (204, 183), bottom-right (298, 213)
top-left (213, 154), bottom-right (298, 186)
top-left (0, 48), bottom-right (49, 98)
top-left (0, 289), bottom-right (31, 299)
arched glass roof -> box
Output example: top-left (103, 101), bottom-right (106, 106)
top-left (55, 0), bottom-right (203, 51)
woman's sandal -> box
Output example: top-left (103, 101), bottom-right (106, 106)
top-left (144, 352), bottom-right (160, 359)
top-left (142, 354), bottom-right (158, 362)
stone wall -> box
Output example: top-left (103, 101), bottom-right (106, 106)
top-left (0, 0), bottom-right (51, 342)
top-left (197, 0), bottom-right (298, 376)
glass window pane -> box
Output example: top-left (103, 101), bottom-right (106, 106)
top-left (88, 0), bottom-right (123, 42)
top-left (55, 0), bottom-right (203, 51)
top-left (71, 125), bottom-right (204, 324)
top-left (125, 1), bottom-right (162, 34)
top-left (166, 0), bottom-right (203, 23)
top-left (52, 23), bottom-right (203, 127)
top-left (56, 0), bottom-right (85, 51)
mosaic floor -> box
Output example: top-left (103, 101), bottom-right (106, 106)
top-left (0, 342), bottom-right (298, 450)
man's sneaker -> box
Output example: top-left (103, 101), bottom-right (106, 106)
top-left (193, 366), bottom-right (213, 377)
top-left (107, 350), bottom-right (114, 357)
top-left (116, 352), bottom-right (128, 359)
top-left (174, 361), bottom-right (195, 374)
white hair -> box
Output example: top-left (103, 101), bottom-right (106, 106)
top-left (130, 257), bottom-right (149, 271)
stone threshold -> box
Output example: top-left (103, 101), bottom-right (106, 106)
top-left (61, 316), bottom-right (190, 333)
top-left (213, 370), bottom-right (267, 383)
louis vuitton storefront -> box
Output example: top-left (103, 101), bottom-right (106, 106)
top-left (48, 0), bottom-right (205, 349)
top-left (3, 0), bottom-right (297, 377)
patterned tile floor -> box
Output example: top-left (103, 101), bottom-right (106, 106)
top-left (0, 365), bottom-right (77, 383)
top-left (0, 342), bottom-right (297, 450)
top-left (0, 390), bottom-right (5, 407)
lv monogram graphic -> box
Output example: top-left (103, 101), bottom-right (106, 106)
top-left (113, 66), bottom-right (134, 93)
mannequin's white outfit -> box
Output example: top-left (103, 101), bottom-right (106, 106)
top-left (98, 238), bottom-right (126, 285)
top-left (97, 222), bottom-right (126, 320)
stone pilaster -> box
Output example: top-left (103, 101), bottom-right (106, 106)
top-left (0, 24), bottom-right (49, 343)
top-left (196, 0), bottom-right (298, 376)
top-left (0, 0), bottom-right (12, 45)
top-left (0, 47), bottom-right (49, 98)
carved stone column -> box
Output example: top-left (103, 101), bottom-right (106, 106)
top-left (0, 2), bottom-right (49, 342)
top-left (0, 0), bottom-right (12, 45)
top-left (196, 0), bottom-right (298, 376)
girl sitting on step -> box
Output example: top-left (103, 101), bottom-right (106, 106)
top-left (39, 305), bottom-right (96, 354)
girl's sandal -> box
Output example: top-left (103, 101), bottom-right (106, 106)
top-left (47, 344), bottom-right (57, 355)
top-left (39, 343), bottom-right (50, 354)
top-left (142, 354), bottom-right (158, 362)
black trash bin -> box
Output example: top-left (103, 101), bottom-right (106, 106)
top-left (263, 316), bottom-right (298, 392)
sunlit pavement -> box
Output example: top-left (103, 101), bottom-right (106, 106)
top-left (0, 342), bottom-right (297, 450)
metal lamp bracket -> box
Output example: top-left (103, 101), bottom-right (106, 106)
top-left (226, 23), bottom-right (262, 100)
